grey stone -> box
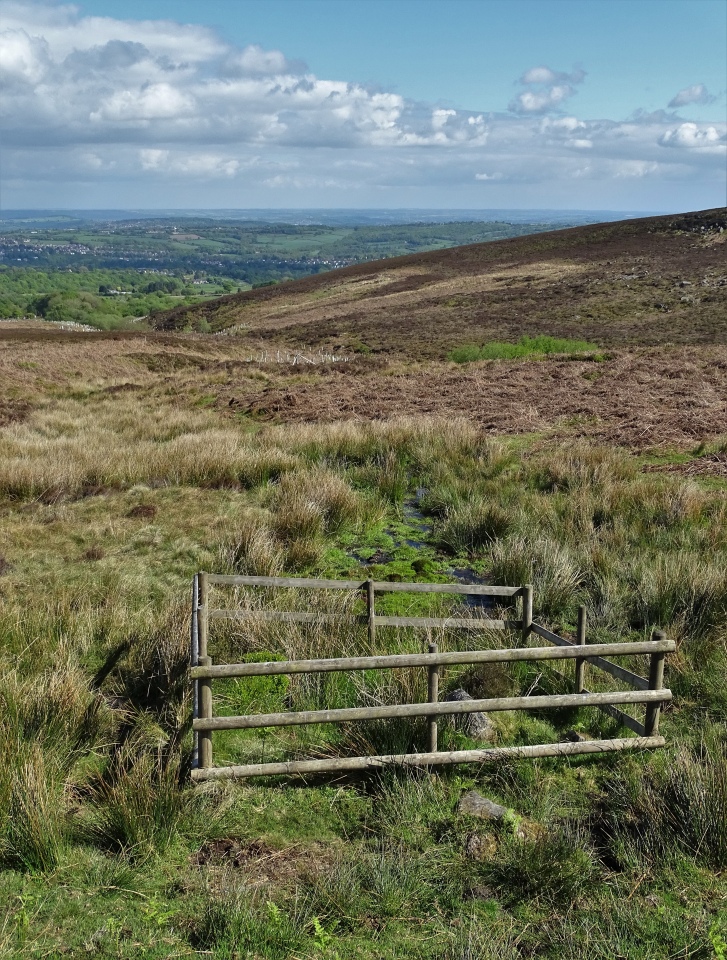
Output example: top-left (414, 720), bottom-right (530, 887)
top-left (444, 688), bottom-right (496, 741)
top-left (458, 790), bottom-right (509, 820)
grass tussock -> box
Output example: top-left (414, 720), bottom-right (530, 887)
top-left (449, 334), bottom-right (601, 363)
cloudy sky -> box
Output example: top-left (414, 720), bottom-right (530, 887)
top-left (1, 0), bottom-right (725, 211)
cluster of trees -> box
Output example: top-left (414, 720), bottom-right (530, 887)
top-left (0, 267), bottom-right (241, 329)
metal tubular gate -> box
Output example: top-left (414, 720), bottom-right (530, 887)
top-left (189, 573), bottom-right (674, 781)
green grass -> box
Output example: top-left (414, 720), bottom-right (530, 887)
top-left (449, 335), bottom-right (602, 363)
top-left (2, 392), bottom-right (727, 957)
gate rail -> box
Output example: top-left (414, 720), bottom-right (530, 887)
top-left (189, 573), bottom-right (674, 781)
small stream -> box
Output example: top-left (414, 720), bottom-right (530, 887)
top-left (349, 488), bottom-right (496, 610)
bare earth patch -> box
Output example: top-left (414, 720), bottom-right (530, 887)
top-left (225, 346), bottom-right (727, 451)
top-left (192, 838), bottom-right (333, 888)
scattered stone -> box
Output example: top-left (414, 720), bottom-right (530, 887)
top-left (458, 790), bottom-right (509, 820)
top-left (445, 688), bottom-right (496, 741)
top-left (464, 882), bottom-right (497, 901)
top-left (464, 832), bottom-right (498, 861)
top-left (565, 729), bottom-right (586, 742)
top-left (126, 503), bottom-right (158, 520)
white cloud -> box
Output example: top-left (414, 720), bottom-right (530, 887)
top-left (225, 43), bottom-right (306, 77)
top-left (0, 2), bottom-right (723, 207)
top-left (91, 83), bottom-right (196, 122)
top-left (668, 84), bottom-right (716, 108)
top-left (0, 28), bottom-right (50, 83)
top-left (660, 122), bottom-right (726, 154)
top-left (520, 65), bottom-right (586, 86)
top-left (510, 65), bottom-right (586, 114)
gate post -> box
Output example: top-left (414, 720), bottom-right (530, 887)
top-left (197, 573), bottom-right (213, 770)
top-left (521, 584), bottom-right (533, 646)
top-left (427, 641), bottom-right (439, 753)
top-left (366, 579), bottom-right (376, 647)
top-left (191, 574), bottom-right (199, 769)
top-left (575, 605), bottom-right (587, 694)
top-left (645, 630), bottom-right (667, 736)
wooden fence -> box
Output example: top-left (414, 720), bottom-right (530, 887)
top-left (189, 573), bottom-right (674, 781)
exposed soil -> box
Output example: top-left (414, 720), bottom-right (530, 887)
top-left (191, 838), bottom-right (332, 887)
top-left (223, 346), bottom-right (727, 451)
top-left (126, 504), bottom-right (159, 520)
top-left (644, 451), bottom-right (727, 477)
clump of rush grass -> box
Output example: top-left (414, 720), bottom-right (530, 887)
top-left (0, 665), bottom-right (111, 872)
top-left (107, 601), bottom-right (191, 737)
top-left (533, 443), bottom-right (636, 492)
top-left (82, 748), bottom-right (187, 861)
top-left (449, 335), bottom-right (601, 363)
top-left (602, 735), bottom-right (727, 870)
top-left (271, 468), bottom-right (367, 538)
top-left (223, 510), bottom-right (284, 577)
top-left (489, 535), bottom-right (584, 620)
top-left (1, 743), bottom-right (67, 873)
top-left (627, 552), bottom-right (727, 644)
top-left (437, 500), bottom-right (513, 555)
top-left (479, 825), bottom-right (598, 906)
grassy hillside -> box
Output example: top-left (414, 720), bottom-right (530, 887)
top-left (154, 208), bottom-right (727, 359)
top-left (1, 209), bottom-right (726, 957)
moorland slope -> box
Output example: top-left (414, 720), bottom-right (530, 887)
top-left (155, 208), bottom-right (727, 359)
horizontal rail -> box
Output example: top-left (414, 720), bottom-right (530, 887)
top-left (207, 575), bottom-right (365, 589)
top-left (205, 574), bottom-right (521, 597)
top-left (209, 609), bottom-right (350, 623)
top-left (372, 616), bottom-right (513, 630)
top-left (193, 689), bottom-right (671, 732)
top-left (373, 583), bottom-right (521, 597)
top-left (190, 639), bottom-right (676, 680)
top-left (531, 622), bottom-right (650, 691)
top-left (207, 610), bottom-right (515, 629)
top-left (190, 736), bottom-right (666, 780)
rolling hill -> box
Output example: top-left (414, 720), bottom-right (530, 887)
top-left (154, 208), bottom-right (727, 359)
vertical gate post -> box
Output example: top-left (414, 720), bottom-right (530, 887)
top-left (521, 584), bottom-right (533, 646)
top-left (197, 572), bottom-right (213, 770)
top-left (366, 579), bottom-right (376, 648)
top-left (191, 574), bottom-right (199, 769)
top-left (645, 630), bottom-right (667, 736)
top-left (427, 641), bottom-right (439, 753)
top-left (575, 605), bottom-right (587, 694)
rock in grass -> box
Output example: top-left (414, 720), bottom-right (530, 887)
top-left (458, 790), bottom-right (509, 820)
top-left (444, 688), bottom-right (495, 741)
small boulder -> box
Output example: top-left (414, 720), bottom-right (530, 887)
top-left (458, 790), bottom-right (509, 820)
top-left (445, 688), bottom-right (496, 741)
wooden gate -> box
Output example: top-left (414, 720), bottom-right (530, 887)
top-left (189, 573), bottom-right (673, 781)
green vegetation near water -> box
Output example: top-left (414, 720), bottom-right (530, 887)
top-left (449, 335), bottom-right (603, 363)
top-left (1, 388), bottom-right (727, 957)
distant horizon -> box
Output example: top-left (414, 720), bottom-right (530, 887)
top-left (0, 206), bottom-right (680, 221)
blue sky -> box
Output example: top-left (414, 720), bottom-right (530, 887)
top-left (1, 0), bottom-right (725, 211)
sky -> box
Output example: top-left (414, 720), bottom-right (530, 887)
top-left (0, 0), bottom-right (725, 212)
